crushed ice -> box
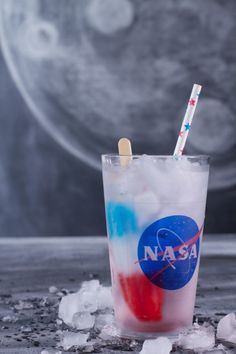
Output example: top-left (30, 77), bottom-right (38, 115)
top-left (41, 350), bottom-right (62, 354)
top-left (95, 313), bottom-right (114, 331)
top-left (55, 280), bottom-right (234, 352)
top-left (58, 331), bottom-right (89, 350)
top-left (72, 311), bottom-right (95, 330)
top-left (2, 315), bottom-right (18, 323)
top-left (58, 279), bottom-right (112, 327)
top-left (58, 280), bottom-right (115, 350)
top-left (177, 322), bottom-right (215, 351)
top-left (14, 299), bottom-right (34, 310)
top-left (140, 337), bottom-right (172, 354)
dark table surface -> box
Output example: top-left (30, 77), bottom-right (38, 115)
top-left (0, 235), bottom-right (236, 354)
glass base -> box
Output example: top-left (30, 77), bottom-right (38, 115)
top-left (101, 322), bottom-right (181, 341)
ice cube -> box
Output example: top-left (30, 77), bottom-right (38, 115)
top-left (95, 313), bottom-right (114, 330)
top-left (56, 291), bottom-right (65, 297)
top-left (72, 312), bottom-right (95, 330)
top-left (80, 343), bottom-right (94, 352)
top-left (14, 300), bottom-right (34, 310)
top-left (139, 337), bottom-right (172, 354)
top-left (97, 286), bottom-right (113, 310)
top-left (201, 344), bottom-right (230, 354)
top-left (59, 293), bottom-right (82, 325)
top-left (99, 324), bottom-right (120, 340)
top-left (2, 315), bottom-right (18, 323)
top-left (49, 286), bottom-right (58, 294)
top-left (217, 313), bottom-right (236, 344)
top-left (59, 331), bottom-right (89, 350)
top-left (40, 296), bottom-right (50, 307)
top-left (59, 290), bottom-right (97, 325)
top-left (41, 351), bottom-right (60, 354)
top-left (41, 351), bottom-right (62, 354)
top-left (201, 350), bottom-right (225, 354)
top-left (81, 280), bottom-right (100, 292)
top-left (58, 281), bottom-right (112, 327)
top-left (20, 326), bottom-right (32, 333)
top-left (178, 323), bottom-right (215, 351)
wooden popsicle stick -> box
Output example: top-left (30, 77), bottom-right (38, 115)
top-left (118, 138), bottom-right (132, 167)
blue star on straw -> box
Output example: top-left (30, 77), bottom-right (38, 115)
top-left (184, 123), bottom-right (191, 131)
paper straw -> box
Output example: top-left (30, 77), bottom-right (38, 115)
top-left (174, 84), bottom-right (202, 157)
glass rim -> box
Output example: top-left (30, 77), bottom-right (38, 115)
top-left (102, 154), bottom-right (210, 160)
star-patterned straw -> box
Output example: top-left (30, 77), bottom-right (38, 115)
top-left (174, 84), bottom-right (202, 157)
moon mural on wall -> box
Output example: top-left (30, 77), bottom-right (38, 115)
top-left (0, 0), bottom-right (235, 189)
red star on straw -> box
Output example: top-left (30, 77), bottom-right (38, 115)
top-left (189, 99), bottom-right (196, 106)
top-left (179, 131), bottom-right (184, 137)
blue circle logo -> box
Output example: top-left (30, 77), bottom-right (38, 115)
top-left (137, 215), bottom-right (202, 290)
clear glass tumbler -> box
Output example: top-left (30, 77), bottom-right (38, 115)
top-left (102, 154), bottom-right (209, 338)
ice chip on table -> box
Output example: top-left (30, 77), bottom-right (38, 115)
top-left (217, 313), bottom-right (236, 344)
top-left (99, 324), bottom-right (120, 340)
top-left (2, 315), bottom-right (18, 323)
top-left (59, 331), bottom-right (89, 350)
top-left (59, 290), bottom-right (97, 326)
top-left (58, 280), bottom-right (112, 327)
top-left (201, 349), bottom-right (225, 354)
top-left (81, 279), bottom-right (100, 291)
top-left (20, 326), bottom-right (32, 333)
top-left (139, 337), bottom-right (172, 354)
top-left (72, 312), bottom-right (95, 330)
top-left (49, 285), bottom-right (58, 294)
top-left (80, 279), bottom-right (112, 311)
top-left (97, 285), bottom-right (113, 310)
top-left (59, 293), bottom-right (92, 326)
top-left (178, 323), bottom-right (215, 351)
top-left (14, 300), bottom-right (34, 310)
top-left (95, 313), bottom-right (114, 330)
top-left (106, 201), bottom-right (138, 238)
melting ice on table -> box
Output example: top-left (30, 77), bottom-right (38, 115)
top-left (217, 313), bottom-right (236, 345)
top-left (58, 279), bottom-right (113, 329)
top-left (177, 322), bottom-right (215, 351)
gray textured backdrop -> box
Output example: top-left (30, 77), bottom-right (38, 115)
top-left (0, 0), bottom-right (235, 236)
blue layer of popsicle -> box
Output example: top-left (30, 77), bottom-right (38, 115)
top-left (106, 201), bottom-right (138, 238)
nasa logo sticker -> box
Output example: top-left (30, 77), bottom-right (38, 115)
top-left (137, 215), bottom-right (202, 290)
